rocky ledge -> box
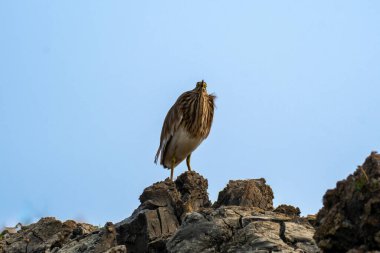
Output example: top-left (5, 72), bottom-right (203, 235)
top-left (1, 152), bottom-right (380, 253)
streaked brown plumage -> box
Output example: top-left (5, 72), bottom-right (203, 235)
top-left (155, 80), bottom-right (216, 180)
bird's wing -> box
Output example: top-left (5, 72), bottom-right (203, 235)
top-left (154, 101), bottom-right (183, 165)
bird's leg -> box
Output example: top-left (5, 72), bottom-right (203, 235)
top-left (186, 153), bottom-right (192, 172)
top-left (170, 157), bottom-right (176, 181)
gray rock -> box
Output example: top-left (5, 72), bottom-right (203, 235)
top-left (284, 222), bottom-right (314, 243)
top-left (105, 245), bottom-right (127, 253)
top-left (283, 222), bottom-right (320, 253)
top-left (167, 206), bottom-right (319, 253)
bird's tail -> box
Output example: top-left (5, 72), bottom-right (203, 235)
top-left (154, 147), bottom-right (160, 164)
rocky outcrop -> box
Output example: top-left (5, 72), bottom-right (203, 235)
top-left (0, 217), bottom-right (121, 253)
top-left (1, 171), bottom-right (320, 253)
top-left (58, 222), bottom-right (122, 253)
top-left (4, 153), bottom-right (380, 252)
top-left (314, 152), bottom-right (380, 253)
top-left (167, 206), bottom-right (318, 253)
top-left (213, 178), bottom-right (274, 210)
top-left (115, 171), bottom-right (211, 253)
top-left (1, 171), bottom-right (318, 253)
top-left (166, 178), bottom-right (317, 252)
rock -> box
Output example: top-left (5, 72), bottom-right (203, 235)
top-left (1, 171), bottom-right (319, 253)
top-left (58, 222), bottom-right (118, 253)
top-left (175, 171), bottom-right (211, 216)
top-left (214, 178), bottom-right (274, 210)
top-left (167, 206), bottom-right (319, 253)
top-left (137, 171), bottom-right (211, 218)
top-left (314, 152), bottom-right (380, 252)
top-left (116, 171), bottom-right (211, 253)
top-left (138, 179), bottom-right (181, 211)
top-left (306, 215), bottom-right (317, 228)
top-left (283, 222), bottom-right (318, 252)
top-left (105, 245), bottom-right (127, 253)
top-left (274, 204), bottom-right (301, 217)
top-left (0, 217), bottom-right (99, 253)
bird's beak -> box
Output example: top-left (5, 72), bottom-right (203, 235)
top-left (201, 80), bottom-right (207, 91)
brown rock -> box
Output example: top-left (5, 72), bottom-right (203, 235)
top-left (214, 178), bottom-right (274, 210)
top-left (116, 171), bottom-right (211, 253)
top-left (58, 222), bottom-right (118, 253)
top-left (1, 217), bottom-right (98, 253)
top-left (0, 169), bottom-right (330, 253)
top-left (139, 179), bottom-right (181, 211)
top-left (314, 152), bottom-right (380, 252)
top-left (175, 171), bottom-right (211, 217)
top-left (306, 214), bottom-right (317, 228)
top-left (274, 204), bottom-right (301, 217)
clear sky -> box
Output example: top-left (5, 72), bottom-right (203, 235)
top-left (1, 1), bottom-right (379, 226)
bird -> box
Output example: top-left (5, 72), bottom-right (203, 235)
top-left (155, 80), bottom-right (216, 180)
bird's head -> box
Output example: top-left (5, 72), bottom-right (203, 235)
top-left (195, 80), bottom-right (207, 93)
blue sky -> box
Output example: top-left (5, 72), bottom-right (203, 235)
top-left (1, 1), bottom-right (379, 226)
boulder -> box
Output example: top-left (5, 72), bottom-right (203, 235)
top-left (175, 171), bottom-right (211, 216)
top-left (314, 152), bottom-right (380, 252)
top-left (214, 178), bottom-right (274, 210)
top-left (274, 204), bottom-right (301, 217)
top-left (115, 171), bottom-right (211, 253)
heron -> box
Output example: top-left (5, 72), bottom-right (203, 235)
top-left (155, 80), bottom-right (216, 180)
